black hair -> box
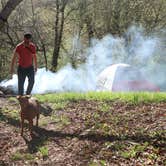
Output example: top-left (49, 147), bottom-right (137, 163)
top-left (24, 33), bottom-right (32, 39)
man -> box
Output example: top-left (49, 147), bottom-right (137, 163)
top-left (10, 32), bottom-right (37, 95)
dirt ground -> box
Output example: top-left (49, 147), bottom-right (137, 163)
top-left (0, 96), bottom-right (165, 166)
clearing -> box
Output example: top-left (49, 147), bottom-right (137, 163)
top-left (0, 93), bottom-right (165, 166)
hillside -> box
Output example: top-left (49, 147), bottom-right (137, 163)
top-left (0, 93), bottom-right (165, 166)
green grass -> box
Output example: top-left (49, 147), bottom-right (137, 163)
top-left (52, 101), bottom-right (69, 110)
top-left (40, 116), bottom-right (50, 126)
top-left (89, 160), bottom-right (107, 166)
top-left (11, 152), bottom-right (34, 161)
top-left (1, 108), bottom-right (19, 120)
top-left (39, 146), bottom-right (49, 158)
top-left (10, 152), bottom-right (23, 161)
top-left (99, 103), bottom-right (110, 113)
top-left (35, 92), bottom-right (166, 104)
top-left (8, 97), bottom-right (18, 103)
top-left (51, 114), bottom-right (71, 127)
top-left (120, 142), bottom-right (149, 159)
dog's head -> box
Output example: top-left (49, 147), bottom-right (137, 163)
top-left (17, 95), bottom-right (31, 105)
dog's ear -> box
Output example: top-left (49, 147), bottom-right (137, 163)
top-left (25, 95), bottom-right (31, 99)
top-left (16, 95), bottom-right (21, 100)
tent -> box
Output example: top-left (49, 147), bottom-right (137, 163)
top-left (96, 63), bottom-right (160, 92)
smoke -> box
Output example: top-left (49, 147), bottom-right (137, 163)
top-left (124, 26), bottom-right (158, 65)
top-left (0, 26), bottom-right (165, 93)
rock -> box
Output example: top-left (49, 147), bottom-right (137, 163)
top-left (0, 86), bottom-right (15, 95)
top-left (0, 90), bottom-right (4, 95)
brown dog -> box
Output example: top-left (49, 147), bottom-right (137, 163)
top-left (17, 95), bottom-right (40, 137)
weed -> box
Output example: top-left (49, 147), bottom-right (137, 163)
top-left (39, 146), bottom-right (49, 158)
top-left (99, 103), bottom-right (110, 113)
top-left (104, 141), bottom-right (125, 151)
top-left (121, 142), bottom-right (149, 159)
top-left (11, 152), bottom-right (22, 161)
top-left (52, 101), bottom-right (68, 110)
top-left (89, 160), bottom-right (107, 166)
top-left (93, 112), bottom-right (100, 120)
top-left (8, 97), bottom-right (17, 103)
top-left (24, 153), bottom-right (35, 160)
top-left (50, 114), bottom-right (71, 130)
top-left (40, 117), bottom-right (49, 126)
top-left (10, 152), bottom-right (34, 161)
top-left (60, 115), bottom-right (71, 126)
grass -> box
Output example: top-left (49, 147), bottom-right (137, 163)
top-left (1, 108), bottom-right (19, 121)
top-left (120, 142), bottom-right (149, 159)
top-left (39, 146), bottom-right (49, 159)
top-left (89, 160), bottom-right (108, 166)
top-left (40, 116), bottom-right (50, 126)
top-left (36, 92), bottom-right (166, 103)
top-left (99, 103), bottom-right (110, 113)
top-left (8, 97), bottom-right (18, 103)
top-left (10, 152), bottom-right (22, 161)
top-left (51, 101), bottom-right (69, 110)
top-left (51, 114), bottom-right (71, 128)
top-left (11, 152), bottom-right (34, 161)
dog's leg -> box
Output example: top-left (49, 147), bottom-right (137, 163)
top-left (36, 113), bottom-right (39, 127)
top-left (29, 120), bottom-right (33, 136)
top-left (21, 118), bottom-right (24, 136)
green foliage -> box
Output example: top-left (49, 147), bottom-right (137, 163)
top-left (99, 103), bottom-right (110, 113)
top-left (24, 153), bottom-right (35, 160)
top-left (11, 152), bottom-right (34, 161)
top-left (36, 92), bottom-right (166, 103)
top-left (10, 152), bottom-right (23, 161)
top-left (39, 146), bottom-right (49, 158)
top-left (52, 101), bottom-right (69, 110)
top-left (40, 117), bottom-right (50, 126)
top-left (51, 114), bottom-right (71, 127)
top-left (104, 141), bottom-right (125, 151)
top-left (1, 108), bottom-right (19, 121)
top-left (8, 97), bottom-right (18, 103)
top-left (89, 160), bottom-right (107, 166)
top-left (0, 0), bottom-right (166, 80)
top-left (121, 142), bottom-right (149, 159)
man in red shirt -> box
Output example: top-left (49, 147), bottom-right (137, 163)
top-left (10, 32), bottom-right (37, 95)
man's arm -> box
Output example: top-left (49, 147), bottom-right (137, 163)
top-left (10, 51), bottom-right (18, 75)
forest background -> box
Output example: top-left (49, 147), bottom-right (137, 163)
top-left (0, 0), bottom-right (165, 89)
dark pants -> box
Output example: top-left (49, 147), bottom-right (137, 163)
top-left (17, 65), bottom-right (34, 95)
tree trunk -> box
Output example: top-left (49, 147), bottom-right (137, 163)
top-left (85, 16), bottom-right (94, 46)
top-left (0, 0), bottom-right (23, 30)
top-left (51, 0), bottom-right (67, 71)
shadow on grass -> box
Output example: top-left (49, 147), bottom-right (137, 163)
top-left (39, 104), bottom-right (53, 116)
top-left (0, 109), bottom-right (165, 154)
top-left (23, 134), bottom-right (48, 153)
top-left (33, 126), bottom-right (165, 145)
top-left (0, 110), bottom-right (20, 127)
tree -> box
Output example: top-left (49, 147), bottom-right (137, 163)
top-left (0, 0), bottom-right (166, 79)
top-left (0, 0), bottom-right (23, 30)
top-left (51, 0), bottom-right (68, 71)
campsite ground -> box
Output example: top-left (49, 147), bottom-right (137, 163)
top-left (0, 93), bottom-right (165, 166)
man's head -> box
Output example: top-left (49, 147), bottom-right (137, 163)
top-left (24, 32), bottom-right (32, 44)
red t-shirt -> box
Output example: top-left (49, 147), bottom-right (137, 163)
top-left (15, 42), bottom-right (36, 68)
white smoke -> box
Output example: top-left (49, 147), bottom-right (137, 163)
top-left (125, 26), bottom-right (158, 64)
top-left (0, 26), bottom-right (165, 93)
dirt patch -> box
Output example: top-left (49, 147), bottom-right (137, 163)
top-left (0, 96), bottom-right (165, 165)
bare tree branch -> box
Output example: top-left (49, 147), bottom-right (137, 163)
top-left (0, 0), bottom-right (23, 30)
